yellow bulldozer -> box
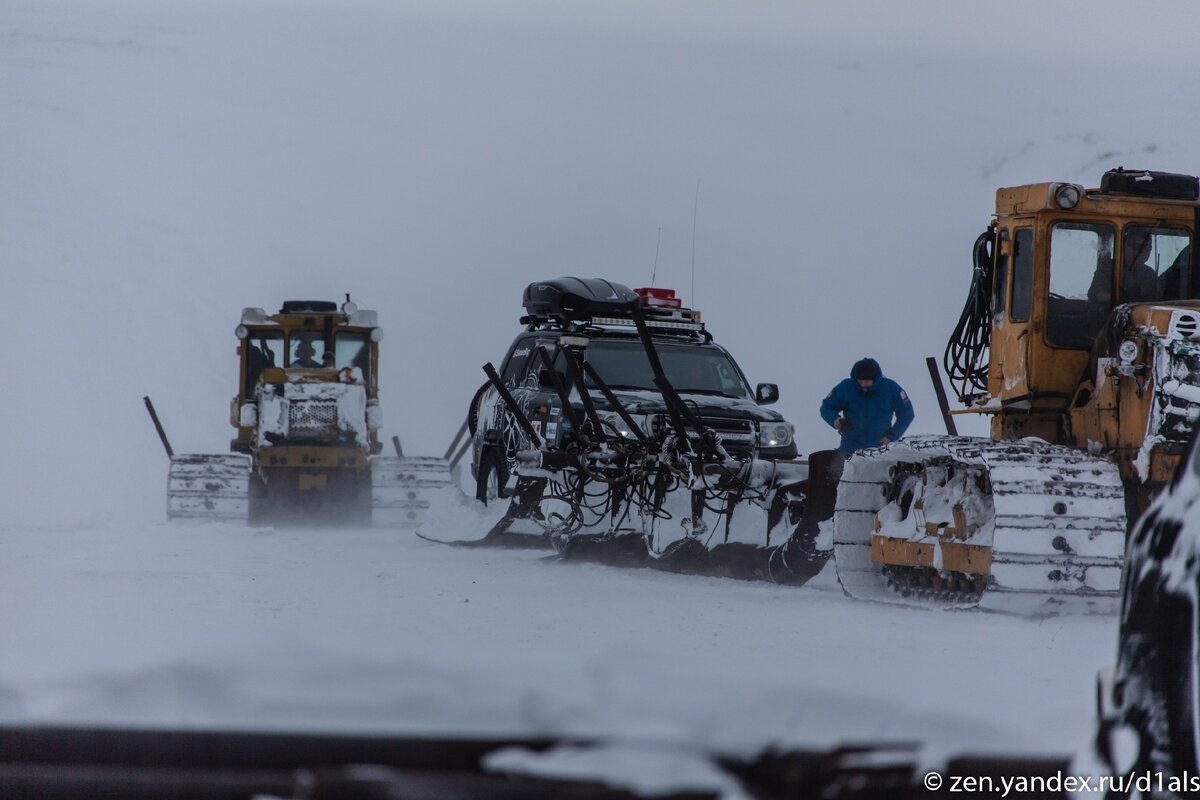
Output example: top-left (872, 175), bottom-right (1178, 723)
top-left (155, 297), bottom-right (453, 526)
top-left (830, 168), bottom-right (1200, 613)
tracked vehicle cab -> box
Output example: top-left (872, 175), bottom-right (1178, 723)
top-left (215, 297), bottom-right (385, 523)
top-left (166, 296), bottom-right (456, 528)
top-left (954, 170), bottom-right (1200, 494)
top-left (826, 169), bottom-right (1200, 617)
top-left (231, 297), bottom-right (384, 456)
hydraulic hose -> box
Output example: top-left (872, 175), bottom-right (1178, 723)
top-left (943, 227), bottom-right (995, 399)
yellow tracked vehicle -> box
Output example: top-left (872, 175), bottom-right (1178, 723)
top-left (831, 168), bottom-right (1200, 613)
top-left (163, 298), bottom-right (452, 526)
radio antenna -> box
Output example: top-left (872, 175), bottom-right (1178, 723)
top-left (690, 181), bottom-right (700, 304)
top-left (651, 225), bottom-right (661, 286)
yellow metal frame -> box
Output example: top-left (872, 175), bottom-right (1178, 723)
top-left (871, 535), bottom-right (993, 576)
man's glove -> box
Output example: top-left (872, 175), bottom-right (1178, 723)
top-left (836, 416), bottom-right (852, 433)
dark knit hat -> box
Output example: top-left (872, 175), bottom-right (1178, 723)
top-left (852, 359), bottom-right (879, 381)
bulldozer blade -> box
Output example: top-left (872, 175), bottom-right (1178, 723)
top-left (557, 531), bottom-right (653, 567)
top-left (650, 535), bottom-right (714, 574)
top-left (552, 515), bottom-right (831, 585)
top-left (472, 477), bottom-right (553, 547)
top-left (547, 460), bottom-right (834, 586)
top-left (167, 454), bottom-right (251, 523)
top-left (415, 477), bottom-right (553, 548)
top-left (371, 456), bottom-right (457, 529)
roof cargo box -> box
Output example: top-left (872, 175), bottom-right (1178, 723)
top-left (1100, 168), bottom-right (1199, 201)
top-left (522, 277), bottom-right (640, 321)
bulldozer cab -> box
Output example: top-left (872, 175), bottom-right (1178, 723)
top-left (230, 299), bottom-right (382, 454)
top-left (166, 297), bottom-right (456, 528)
top-left (241, 329), bottom-right (374, 394)
top-left (981, 170), bottom-right (1199, 442)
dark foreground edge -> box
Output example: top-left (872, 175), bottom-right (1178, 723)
top-left (0, 725), bottom-right (1073, 799)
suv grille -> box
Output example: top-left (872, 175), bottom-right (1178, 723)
top-left (289, 400), bottom-right (339, 437)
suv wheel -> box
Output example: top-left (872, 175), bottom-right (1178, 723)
top-left (476, 449), bottom-right (510, 505)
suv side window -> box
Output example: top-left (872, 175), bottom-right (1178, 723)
top-left (500, 339), bottom-right (536, 387)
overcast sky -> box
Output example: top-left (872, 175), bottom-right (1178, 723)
top-left (5, 0), bottom-right (1200, 524)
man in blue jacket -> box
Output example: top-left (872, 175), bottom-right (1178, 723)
top-left (820, 358), bottom-right (914, 453)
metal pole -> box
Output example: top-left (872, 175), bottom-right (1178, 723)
top-left (448, 437), bottom-right (473, 470)
top-left (926, 356), bottom-right (959, 436)
top-left (143, 396), bottom-right (175, 458)
top-left (442, 418), bottom-right (469, 461)
top-left (392, 435), bottom-right (404, 457)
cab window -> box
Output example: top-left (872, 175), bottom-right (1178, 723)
top-left (991, 229), bottom-right (1009, 322)
top-left (1011, 228), bottom-right (1034, 322)
top-left (335, 332), bottom-right (372, 388)
top-left (288, 334), bottom-right (327, 368)
top-left (244, 330), bottom-right (283, 395)
top-left (1046, 222), bottom-right (1115, 348)
top-left (1121, 226), bottom-right (1190, 303)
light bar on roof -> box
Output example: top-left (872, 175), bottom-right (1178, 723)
top-left (591, 316), bottom-right (635, 327)
top-left (591, 316), bottom-right (702, 331)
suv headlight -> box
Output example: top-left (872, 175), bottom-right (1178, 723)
top-left (758, 422), bottom-right (794, 449)
top-left (599, 411), bottom-right (647, 439)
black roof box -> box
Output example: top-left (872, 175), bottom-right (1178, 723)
top-left (522, 277), bottom-right (640, 321)
top-left (280, 301), bottom-right (338, 314)
top-left (1100, 168), bottom-right (1199, 201)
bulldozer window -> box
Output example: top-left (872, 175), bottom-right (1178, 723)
top-left (288, 334), bottom-right (326, 368)
top-left (1011, 228), bottom-right (1034, 322)
top-left (334, 332), bottom-right (372, 388)
top-left (1121, 226), bottom-right (1190, 303)
top-left (992, 229), bottom-right (1009, 321)
top-left (1047, 221), bottom-right (1115, 348)
top-left (244, 331), bottom-right (283, 395)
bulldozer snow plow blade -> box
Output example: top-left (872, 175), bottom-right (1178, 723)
top-left (371, 456), bottom-right (458, 528)
top-left (424, 476), bottom-right (554, 548)
top-left (479, 452), bottom-right (836, 583)
top-left (544, 451), bottom-right (840, 585)
top-left (167, 454), bottom-right (251, 523)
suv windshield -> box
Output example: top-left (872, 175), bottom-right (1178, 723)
top-left (563, 339), bottom-right (751, 399)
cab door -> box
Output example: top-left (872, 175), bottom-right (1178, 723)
top-left (989, 227), bottom-right (1034, 408)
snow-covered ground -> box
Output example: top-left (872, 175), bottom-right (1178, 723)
top-left (7, 0), bottom-right (1199, 794)
top-left (0, 497), bottom-right (1116, 795)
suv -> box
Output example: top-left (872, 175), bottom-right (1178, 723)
top-left (468, 277), bottom-right (797, 502)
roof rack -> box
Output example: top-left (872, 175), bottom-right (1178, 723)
top-left (520, 278), bottom-right (708, 339)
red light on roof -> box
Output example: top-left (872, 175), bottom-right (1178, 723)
top-left (633, 287), bottom-right (682, 309)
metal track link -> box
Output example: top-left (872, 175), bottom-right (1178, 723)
top-left (832, 436), bottom-right (1126, 615)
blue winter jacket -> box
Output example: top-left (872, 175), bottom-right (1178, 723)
top-left (819, 359), bottom-right (915, 453)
